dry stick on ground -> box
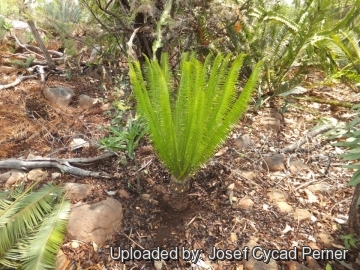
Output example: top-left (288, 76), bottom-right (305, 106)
top-left (0, 152), bottom-right (115, 178)
top-left (0, 75), bottom-right (38, 90)
top-left (280, 125), bottom-right (334, 154)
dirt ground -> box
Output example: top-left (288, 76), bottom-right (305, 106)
top-left (0, 67), bottom-right (359, 270)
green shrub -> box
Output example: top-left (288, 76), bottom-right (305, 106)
top-left (129, 52), bottom-right (262, 194)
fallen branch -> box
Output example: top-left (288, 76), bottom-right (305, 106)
top-left (0, 152), bottom-right (115, 178)
top-left (0, 75), bottom-right (37, 90)
top-left (280, 125), bottom-right (334, 154)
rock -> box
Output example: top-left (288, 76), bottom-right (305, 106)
top-left (0, 66), bottom-right (18, 74)
top-left (259, 117), bottom-right (281, 132)
top-left (55, 250), bottom-right (68, 270)
top-left (0, 171), bottom-right (12, 182)
top-left (245, 257), bottom-right (278, 270)
top-left (66, 198), bottom-right (123, 245)
top-left (64, 183), bottom-right (93, 201)
top-left (118, 189), bottom-right (130, 199)
top-left (289, 159), bottom-right (309, 173)
top-left (51, 172), bottom-right (62, 179)
top-left (236, 197), bottom-right (254, 210)
top-left (294, 208), bottom-right (312, 221)
top-left (235, 134), bottom-right (253, 150)
top-left (5, 170), bottom-right (26, 187)
top-left (286, 261), bottom-right (311, 270)
top-left (316, 232), bottom-right (335, 248)
top-left (240, 171), bottom-right (256, 181)
top-left (153, 184), bottom-right (167, 194)
top-left (69, 138), bottom-right (89, 150)
top-left (27, 169), bottom-right (48, 181)
top-left (267, 189), bottom-right (288, 202)
top-left (307, 183), bottom-right (331, 194)
top-left (304, 243), bottom-right (323, 270)
top-left (43, 85), bottom-right (75, 107)
top-left (26, 153), bottom-right (43, 160)
top-left (262, 154), bottom-right (285, 172)
top-left (78, 94), bottom-right (96, 108)
top-left (276, 202), bottom-right (293, 213)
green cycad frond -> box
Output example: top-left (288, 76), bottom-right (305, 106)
top-left (0, 182), bottom-right (70, 270)
top-left (129, 53), bottom-right (262, 182)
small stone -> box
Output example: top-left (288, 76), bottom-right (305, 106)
top-left (26, 153), bottom-right (43, 160)
top-left (153, 184), bottom-right (167, 194)
top-left (51, 172), bottom-right (62, 179)
top-left (240, 171), bottom-right (256, 181)
top-left (0, 171), bottom-right (12, 182)
top-left (294, 208), bottom-right (312, 221)
top-left (27, 169), bottom-right (48, 181)
top-left (64, 183), bottom-right (92, 201)
top-left (286, 261), bottom-right (311, 270)
top-left (118, 189), bottom-right (130, 199)
top-left (5, 170), bottom-right (26, 187)
top-left (276, 201), bottom-right (293, 213)
top-left (235, 134), bottom-right (253, 150)
top-left (78, 94), bottom-right (96, 108)
top-left (236, 197), bottom-right (254, 210)
top-left (43, 85), bottom-right (75, 107)
top-left (141, 194), bottom-right (151, 201)
top-left (55, 250), bottom-right (68, 270)
top-left (307, 183), bottom-right (331, 194)
top-left (316, 232), bottom-right (335, 248)
top-left (259, 117), bottom-right (281, 132)
top-left (289, 159), bottom-right (309, 173)
top-left (267, 188), bottom-right (288, 202)
top-left (262, 154), bottom-right (285, 172)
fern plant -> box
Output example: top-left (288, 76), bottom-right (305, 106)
top-left (0, 181), bottom-right (70, 270)
top-left (129, 53), bottom-right (262, 194)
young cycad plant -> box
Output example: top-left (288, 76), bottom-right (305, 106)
top-left (129, 53), bottom-right (262, 199)
top-left (0, 181), bottom-right (70, 270)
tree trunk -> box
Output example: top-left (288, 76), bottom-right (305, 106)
top-left (166, 176), bottom-right (190, 212)
top-left (348, 184), bottom-right (360, 235)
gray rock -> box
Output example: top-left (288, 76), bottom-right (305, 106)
top-left (78, 94), bottom-right (96, 108)
top-left (66, 198), bottom-right (123, 245)
top-left (262, 154), bottom-right (285, 172)
top-left (43, 85), bottom-right (75, 107)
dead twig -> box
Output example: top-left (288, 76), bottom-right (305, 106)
top-left (0, 152), bottom-right (115, 178)
top-left (280, 125), bottom-right (334, 154)
top-left (0, 75), bottom-right (38, 90)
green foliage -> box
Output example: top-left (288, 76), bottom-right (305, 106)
top-left (129, 52), bottom-right (262, 182)
top-left (99, 108), bottom-right (147, 160)
top-left (341, 234), bottom-right (358, 250)
top-left (225, 0), bottom-right (360, 97)
top-left (0, 182), bottom-right (70, 270)
top-left (36, 0), bottom-right (84, 36)
top-left (10, 55), bottom-right (35, 68)
top-left (321, 101), bottom-right (360, 186)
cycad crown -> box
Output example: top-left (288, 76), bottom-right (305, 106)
top-left (129, 53), bottom-right (262, 182)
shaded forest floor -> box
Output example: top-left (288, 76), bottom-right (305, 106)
top-left (0, 69), bottom-right (359, 270)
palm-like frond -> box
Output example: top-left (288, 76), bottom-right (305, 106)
top-left (0, 182), bottom-right (70, 269)
top-left (129, 53), bottom-right (262, 182)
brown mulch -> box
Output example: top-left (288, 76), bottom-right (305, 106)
top-left (0, 67), bottom-right (359, 270)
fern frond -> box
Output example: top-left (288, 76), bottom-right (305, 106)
top-left (0, 182), bottom-right (69, 270)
